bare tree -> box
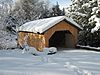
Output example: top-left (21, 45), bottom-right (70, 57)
top-left (4, 0), bottom-right (50, 33)
top-left (0, 0), bottom-right (13, 30)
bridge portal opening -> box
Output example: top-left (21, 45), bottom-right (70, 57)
top-left (49, 31), bottom-right (74, 48)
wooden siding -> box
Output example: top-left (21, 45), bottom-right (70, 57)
top-left (44, 21), bottom-right (78, 47)
top-left (18, 32), bottom-right (45, 51)
top-left (18, 20), bottom-right (79, 51)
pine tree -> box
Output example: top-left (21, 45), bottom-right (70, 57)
top-left (67, 0), bottom-right (100, 47)
top-left (50, 2), bottom-right (65, 17)
top-left (40, 2), bottom-right (65, 18)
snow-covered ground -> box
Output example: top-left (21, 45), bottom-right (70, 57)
top-left (0, 49), bottom-right (100, 75)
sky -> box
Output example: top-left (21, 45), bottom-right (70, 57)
top-left (49, 0), bottom-right (72, 9)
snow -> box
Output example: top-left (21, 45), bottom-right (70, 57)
top-left (18, 16), bottom-right (82, 33)
top-left (0, 49), bottom-right (100, 75)
top-left (72, 0), bottom-right (79, 4)
top-left (91, 7), bottom-right (98, 14)
top-left (72, 12), bottom-right (87, 17)
top-left (21, 37), bottom-right (57, 55)
top-left (91, 16), bottom-right (100, 33)
top-left (91, 0), bottom-right (97, 2)
top-left (0, 33), bottom-right (17, 49)
top-left (82, 3), bottom-right (91, 8)
top-left (77, 45), bottom-right (100, 50)
top-left (88, 6), bottom-right (100, 33)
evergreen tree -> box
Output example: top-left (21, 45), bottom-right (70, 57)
top-left (39, 2), bottom-right (65, 18)
top-left (50, 2), bottom-right (65, 17)
top-left (66, 0), bottom-right (100, 47)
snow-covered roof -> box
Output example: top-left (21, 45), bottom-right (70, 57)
top-left (18, 16), bottom-right (82, 33)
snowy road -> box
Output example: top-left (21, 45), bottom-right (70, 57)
top-left (0, 49), bottom-right (100, 75)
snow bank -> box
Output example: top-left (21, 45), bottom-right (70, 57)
top-left (48, 47), bottom-right (57, 54)
top-left (22, 46), bottom-right (57, 63)
top-left (0, 34), bottom-right (17, 49)
top-left (22, 46), bottom-right (57, 55)
top-left (77, 45), bottom-right (100, 50)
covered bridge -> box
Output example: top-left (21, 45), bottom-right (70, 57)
top-left (18, 16), bottom-right (82, 51)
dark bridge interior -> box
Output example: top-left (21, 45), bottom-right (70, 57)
top-left (49, 31), bottom-right (74, 48)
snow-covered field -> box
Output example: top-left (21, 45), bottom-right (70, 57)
top-left (0, 49), bottom-right (100, 75)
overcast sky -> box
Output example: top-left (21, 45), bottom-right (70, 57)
top-left (49, 0), bottom-right (72, 9)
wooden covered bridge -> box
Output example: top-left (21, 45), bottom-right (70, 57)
top-left (18, 16), bottom-right (82, 51)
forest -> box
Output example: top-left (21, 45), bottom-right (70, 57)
top-left (0, 0), bottom-right (100, 49)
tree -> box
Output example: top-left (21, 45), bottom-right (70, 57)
top-left (4, 0), bottom-right (50, 33)
top-left (34, 2), bottom-right (65, 18)
top-left (0, 0), bottom-right (50, 49)
top-left (66, 0), bottom-right (100, 47)
top-left (0, 0), bottom-right (13, 30)
top-left (50, 2), bottom-right (65, 17)
top-left (0, 0), bottom-right (18, 49)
